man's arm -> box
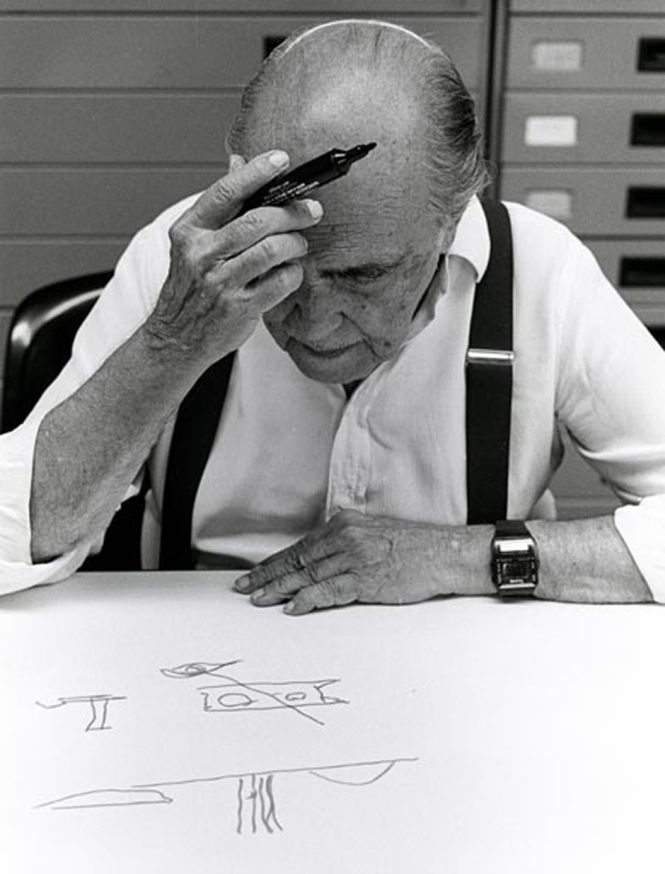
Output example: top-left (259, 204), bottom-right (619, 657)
top-left (30, 150), bottom-right (323, 563)
top-left (232, 510), bottom-right (652, 613)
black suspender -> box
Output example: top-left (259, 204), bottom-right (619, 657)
top-left (465, 200), bottom-right (514, 524)
top-left (158, 352), bottom-right (235, 569)
top-left (158, 199), bottom-right (514, 567)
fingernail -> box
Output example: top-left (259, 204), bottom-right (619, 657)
top-left (228, 153), bottom-right (244, 173)
top-left (303, 199), bottom-right (323, 220)
top-left (250, 587), bottom-right (266, 604)
top-left (283, 601), bottom-right (295, 614)
top-left (233, 575), bottom-right (251, 592)
top-left (268, 150), bottom-right (289, 169)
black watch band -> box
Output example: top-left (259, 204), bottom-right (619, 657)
top-left (491, 520), bottom-right (539, 597)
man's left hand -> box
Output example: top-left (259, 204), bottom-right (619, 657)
top-left (232, 509), bottom-right (472, 614)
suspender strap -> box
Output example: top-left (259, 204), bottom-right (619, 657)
top-left (466, 200), bottom-right (514, 524)
top-left (159, 353), bottom-right (235, 569)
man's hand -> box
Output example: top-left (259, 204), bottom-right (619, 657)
top-left (233, 509), bottom-right (491, 614)
top-left (143, 150), bottom-right (323, 372)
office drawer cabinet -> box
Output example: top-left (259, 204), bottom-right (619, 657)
top-left (507, 17), bottom-right (665, 92)
top-left (512, 0), bottom-right (665, 11)
top-left (0, 16), bottom-right (485, 92)
top-left (502, 93), bottom-right (665, 165)
top-left (502, 168), bottom-right (665, 238)
top-left (500, 1), bottom-right (665, 519)
top-left (0, 2), bottom-right (493, 397)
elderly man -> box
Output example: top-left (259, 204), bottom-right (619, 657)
top-left (1, 20), bottom-right (664, 609)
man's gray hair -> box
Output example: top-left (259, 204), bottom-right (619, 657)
top-left (228, 20), bottom-right (490, 222)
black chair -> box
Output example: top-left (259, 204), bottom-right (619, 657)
top-left (2, 272), bottom-right (145, 570)
top-left (649, 325), bottom-right (665, 349)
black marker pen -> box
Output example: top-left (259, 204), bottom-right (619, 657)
top-left (242, 142), bottom-right (377, 212)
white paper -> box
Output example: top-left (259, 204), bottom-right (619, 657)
top-left (2, 571), bottom-right (665, 873)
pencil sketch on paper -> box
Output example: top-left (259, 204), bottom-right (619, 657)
top-left (36, 756), bottom-right (417, 836)
top-left (35, 694), bottom-right (127, 732)
top-left (160, 661), bottom-right (349, 727)
top-left (35, 788), bottom-right (173, 810)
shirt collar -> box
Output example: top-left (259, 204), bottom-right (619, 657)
top-left (445, 195), bottom-right (490, 283)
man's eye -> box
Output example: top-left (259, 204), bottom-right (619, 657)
top-left (335, 268), bottom-right (390, 284)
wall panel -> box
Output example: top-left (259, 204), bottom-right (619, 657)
top-left (0, 16), bottom-right (483, 90)
top-left (0, 2), bottom-right (493, 430)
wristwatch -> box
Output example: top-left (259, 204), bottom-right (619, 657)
top-left (491, 520), bottom-right (539, 597)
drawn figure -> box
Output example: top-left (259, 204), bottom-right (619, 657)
top-left (160, 661), bottom-right (348, 727)
top-left (36, 694), bottom-right (127, 732)
top-left (159, 661), bottom-right (242, 679)
top-left (236, 774), bottom-right (282, 835)
top-left (199, 679), bottom-right (347, 715)
top-left (37, 757), bottom-right (417, 837)
top-left (35, 789), bottom-right (172, 810)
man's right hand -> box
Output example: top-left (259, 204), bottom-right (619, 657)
top-left (143, 149), bottom-right (323, 371)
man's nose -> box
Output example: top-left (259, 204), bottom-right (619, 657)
top-left (286, 270), bottom-right (344, 340)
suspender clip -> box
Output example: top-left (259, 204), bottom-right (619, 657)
top-left (466, 348), bottom-right (515, 366)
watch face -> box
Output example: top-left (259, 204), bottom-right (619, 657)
top-left (501, 557), bottom-right (536, 580)
top-left (494, 554), bottom-right (538, 594)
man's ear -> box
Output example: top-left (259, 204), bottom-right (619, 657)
top-left (228, 153), bottom-right (247, 173)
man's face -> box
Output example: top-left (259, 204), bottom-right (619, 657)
top-left (263, 177), bottom-right (448, 384)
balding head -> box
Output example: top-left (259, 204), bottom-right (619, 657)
top-left (228, 19), bottom-right (488, 223)
top-left (227, 21), bottom-right (489, 384)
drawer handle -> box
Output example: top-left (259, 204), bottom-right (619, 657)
top-left (631, 113), bottom-right (665, 146)
top-left (620, 257), bottom-right (665, 288)
top-left (638, 38), bottom-right (665, 73)
top-left (264, 35), bottom-right (287, 58)
top-left (626, 187), bottom-right (665, 219)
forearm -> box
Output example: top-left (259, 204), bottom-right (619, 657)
top-left (30, 325), bottom-right (203, 562)
top-left (448, 516), bottom-right (653, 604)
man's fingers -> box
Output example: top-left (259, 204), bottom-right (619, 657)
top-left (228, 153), bottom-right (246, 173)
top-left (213, 198), bottom-right (322, 260)
top-left (284, 576), bottom-right (359, 615)
top-left (248, 556), bottom-right (349, 606)
top-left (185, 150), bottom-right (291, 229)
top-left (214, 230), bottom-right (308, 291)
top-left (233, 536), bottom-right (336, 593)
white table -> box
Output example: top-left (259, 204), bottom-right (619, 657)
top-left (1, 571), bottom-right (664, 873)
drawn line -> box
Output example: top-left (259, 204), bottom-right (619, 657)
top-left (250, 774), bottom-right (257, 835)
top-left (258, 776), bottom-right (269, 834)
top-left (36, 695), bottom-right (127, 732)
top-left (236, 778), bottom-right (243, 836)
top-left (266, 774), bottom-right (283, 832)
top-left (35, 788), bottom-right (172, 810)
top-left (134, 757), bottom-right (419, 790)
top-left (159, 661), bottom-right (243, 679)
top-left (309, 761), bottom-right (396, 786)
top-left (213, 673), bottom-right (326, 727)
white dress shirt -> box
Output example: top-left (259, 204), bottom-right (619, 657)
top-left (2, 196), bottom-right (665, 599)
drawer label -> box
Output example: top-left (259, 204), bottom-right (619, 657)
top-left (525, 115), bottom-right (578, 147)
top-left (531, 41), bottom-right (583, 72)
top-left (525, 190), bottom-right (573, 221)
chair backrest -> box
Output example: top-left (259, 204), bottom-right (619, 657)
top-left (649, 325), bottom-right (665, 349)
top-left (2, 272), bottom-right (112, 433)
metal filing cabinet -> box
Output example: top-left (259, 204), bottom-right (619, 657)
top-left (0, 0), bottom-right (494, 404)
top-left (500, 0), bottom-right (665, 517)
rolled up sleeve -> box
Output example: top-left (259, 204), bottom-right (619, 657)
top-left (0, 416), bottom-right (89, 594)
